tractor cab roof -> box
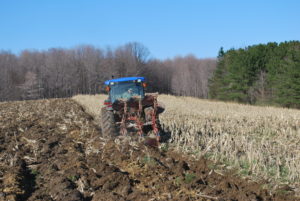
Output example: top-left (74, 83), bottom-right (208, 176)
top-left (104, 77), bottom-right (145, 85)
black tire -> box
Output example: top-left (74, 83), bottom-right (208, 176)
top-left (100, 107), bottom-right (118, 138)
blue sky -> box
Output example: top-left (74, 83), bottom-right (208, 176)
top-left (0, 0), bottom-right (299, 59)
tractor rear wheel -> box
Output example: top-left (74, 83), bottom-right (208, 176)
top-left (101, 107), bottom-right (118, 138)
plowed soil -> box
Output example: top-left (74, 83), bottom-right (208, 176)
top-left (0, 99), bottom-right (299, 201)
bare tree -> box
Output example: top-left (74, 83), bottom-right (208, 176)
top-left (0, 51), bottom-right (21, 101)
top-left (114, 42), bottom-right (150, 77)
top-left (167, 55), bottom-right (216, 98)
top-left (0, 43), bottom-right (216, 101)
top-left (19, 71), bottom-right (40, 100)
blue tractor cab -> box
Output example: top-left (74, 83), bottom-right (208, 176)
top-left (104, 77), bottom-right (146, 103)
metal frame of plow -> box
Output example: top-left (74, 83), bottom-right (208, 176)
top-left (117, 95), bottom-right (161, 142)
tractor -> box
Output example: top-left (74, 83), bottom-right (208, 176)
top-left (100, 77), bottom-right (165, 142)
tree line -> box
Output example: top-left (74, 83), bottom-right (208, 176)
top-left (0, 42), bottom-right (216, 101)
top-left (209, 41), bottom-right (300, 108)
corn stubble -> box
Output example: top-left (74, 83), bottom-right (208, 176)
top-left (73, 94), bottom-right (300, 190)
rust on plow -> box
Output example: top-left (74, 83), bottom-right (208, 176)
top-left (113, 94), bottom-right (164, 139)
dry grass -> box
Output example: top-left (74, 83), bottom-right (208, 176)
top-left (72, 94), bottom-right (107, 121)
top-left (72, 94), bottom-right (300, 191)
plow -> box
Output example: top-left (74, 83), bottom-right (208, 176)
top-left (100, 77), bottom-right (165, 143)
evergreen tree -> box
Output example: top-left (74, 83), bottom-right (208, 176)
top-left (209, 41), bottom-right (300, 108)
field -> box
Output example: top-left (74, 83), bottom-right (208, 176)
top-left (73, 94), bottom-right (300, 195)
top-left (0, 96), bottom-right (298, 200)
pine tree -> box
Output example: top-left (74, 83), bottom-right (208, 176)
top-left (209, 41), bottom-right (300, 108)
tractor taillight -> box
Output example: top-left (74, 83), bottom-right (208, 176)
top-left (104, 101), bottom-right (112, 107)
top-left (105, 86), bottom-right (110, 92)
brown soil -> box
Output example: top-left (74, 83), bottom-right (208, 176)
top-left (0, 99), bottom-right (298, 201)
